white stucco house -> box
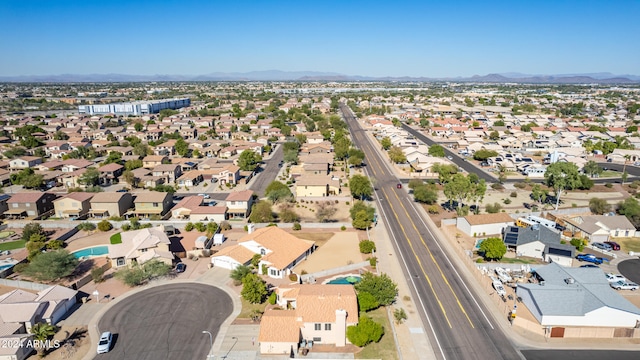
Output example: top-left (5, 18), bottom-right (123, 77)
top-left (457, 213), bottom-right (514, 237)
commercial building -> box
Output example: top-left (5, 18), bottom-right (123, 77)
top-left (78, 98), bottom-right (190, 115)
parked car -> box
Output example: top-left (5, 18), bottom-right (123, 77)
top-left (605, 273), bottom-right (626, 283)
top-left (197, 193), bottom-right (211, 199)
top-left (576, 253), bottom-right (604, 265)
top-left (580, 264), bottom-right (599, 268)
top-left (610, 280), bottom-right (639, 291)
top-left (604, 241), bottom-right (621, 251)
top-left (592, 242), bottom-right (612, 251)
top-left (97, 331), bottom-right (113, 354)
top-left (116, 189), bottom-right (129, 193)
top-left (447, 156), bottom-right (453, 160)
top-left (175, 263), bottom-right (186, 273)
top-left (396, 183), bottom-right (402, 189)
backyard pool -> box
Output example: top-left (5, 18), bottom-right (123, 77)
top-left (326, 276), bottom-right (361, 285)
top-left (72, 246), bottom-right (109, 259)
top-left (0, 263), bottom-right (15, 271)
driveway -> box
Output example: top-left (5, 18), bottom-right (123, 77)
top-left (96, 283), bottom-right (232, 360)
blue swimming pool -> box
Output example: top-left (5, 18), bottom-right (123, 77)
top-left (72, 246), bottom-right (109, 258)
top-left (327, 276), bottom-right (361, 285)
top-left (0, 263), bottom-right (15, 271)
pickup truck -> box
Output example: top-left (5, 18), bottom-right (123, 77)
top-left (576, 253), bottom-right (604, 265)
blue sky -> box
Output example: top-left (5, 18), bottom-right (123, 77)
top-left (1, 0), bottom-right (638, 77)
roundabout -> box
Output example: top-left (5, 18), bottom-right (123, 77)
top-left (96, 283), bottom-right (232, 359)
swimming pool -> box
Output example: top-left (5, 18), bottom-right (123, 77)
top-left (326, 276), bottom-right (361, 285)
top-left (72, 246), bottom-right (109, 258)
top-left (0, 263), bottom-right (15, 271)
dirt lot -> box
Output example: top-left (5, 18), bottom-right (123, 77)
top-left (275, 199), bottom-right (352, 223)
top-left (293, 231), bottom-right (364, 274)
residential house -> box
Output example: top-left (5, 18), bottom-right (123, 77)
top-left (153, 139), bottom-right (176, 156)
top-left (133, 192), bottom-right (173, 219)
top-left (98, 163), bottom-right (124, 185)
top-left (171, 196), bottom-right (227, 222)
top-left (456, 213), bottom-right (514, 237)
top-left (563, 215), bottom-right (637, 242)
top-left (177, 170), bottom-right (204, 188)
top-left (152, 164), bottom-right (182, 184)
top-left (52, 192), bottom-right (94, 219)
top-left (502, 224), bottom-right (575, 266)
top-left (211, 227), bottom-right (315, 279)
top-left (295, 175), bottom-right (341, 197)
top-left (89, 192), bottom-right (133, 218)
top-left (5, 192), bottom-right (58, 219)
top-left (259, 284), bottom-right (358, 354)
top-left (0, 194), bottom-right (10, 217)
top-left (517, 263), bottom-right (640, 328)
top-left (60, 159), bottom-right (93, 173)
top-left (225, 190), bottom-right (254, 219)
top-left (142, 155), bottom-right (169, 169)
top-left (9, 156), bottom-right (42, 172)
top-left (0, 285), bottom-right (77, 339)
top-left (108, 226), bottom-right (174, 268)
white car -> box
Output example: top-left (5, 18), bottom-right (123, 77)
top-left (605, 273), bottom-right (626, 283)
top-left (97, 331), bottom-right (112, 354)
top-left (197, 193), bottom-right (210, 199)
top-left (610, 280), bottom-right (639, 291)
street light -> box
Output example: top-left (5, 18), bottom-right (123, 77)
top-left (202, 331), bottom-right (213, 358)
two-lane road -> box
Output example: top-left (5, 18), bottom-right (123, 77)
top-left (341, 105), bottom-right (522, 360)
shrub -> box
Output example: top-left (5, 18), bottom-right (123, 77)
top-left (91, 267), bottom-right (105, 283)
top-left (486, 203), bottom-right (502, 213)
top-left (510, 191), bottom-right (517, 198)
top-left (341, 225), bottom-right (347, 231)
top-left (476, 258), bottom-right (484, 263)
top-left (605, 183), bottom-right (613, 188)
top-left (369, 257), bottom-right (377, 268)
top-left (13, 263), bottom-right (28, 273)
top-left (220, 221), bottom-right (232, 231)
top-left (357, 292), bottom-right (379, 312)
top-left (570, 238), bottom-right (584, 251)
top-left (345, 201), bottom-right (350, 206)
top-left (185, 222), bottom-right (194, 232)
top-left (97, 220), bottom-right (113, 232)
top-left (267, 223), bottom-right (278, 227)
top-left (292, 222), bottom-right (301, 230)
top-left (77, 222), bottom-right (96, 232)
top-left (46, 239), bottom-right (64, 250)
top-left (268, 292), bottom-right (277, 305)
top-left (514, 182), bottom-right (527, 189)
top-left (121, 224), bottom-right (131, 231)
top-left (427, 205), bottom-right (440, 214)
top-left (503, 198), bottom-right (511, 205)
top-left (491, 183), bottom-right (504, 190)
top-left (289, 273), bottom-right (298, 282)
top-left (346, 316), bottom-right (384, 347)
top-left (359, 240), bottom-right (376, 254)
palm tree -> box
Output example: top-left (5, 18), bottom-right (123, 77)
top-left (30, 322), bottom-right (57, 355)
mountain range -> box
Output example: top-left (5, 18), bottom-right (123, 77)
top-left (0, 70), bottom-right (638, 83)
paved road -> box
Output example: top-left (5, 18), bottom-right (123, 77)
top-left (96, 283), bottom-right (232, 360)
top-left (401, 124), bottom-right (498, 183)
top-left (522, 350), bottom-right (640, 360)
top-left (342, 105), bottom-right (522, 360)
top-left (249, 143), bottom-right (284, 197)
top-left (618, 258), bottom-right (640, 284)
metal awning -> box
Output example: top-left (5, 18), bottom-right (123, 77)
top-left (133, 208), bottom-right (164, 214)
top-left (62, 209), bottom-right (82, 214)
top-left (4, 209), bottom-right (27, 215)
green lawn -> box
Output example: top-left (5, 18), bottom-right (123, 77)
top-left (355, 307), bottom-right (399, 360)
top-left (110, 233), bottom-right (122, 244)
top-left (0, 239), bottom-right (26, 251)
top-left (600, 170), bottom-right (620, 177)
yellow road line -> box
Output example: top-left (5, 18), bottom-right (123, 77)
top-left (390, 188), bottom-right (475, 328)
top-left (381, 188), bottom-right (453, 329)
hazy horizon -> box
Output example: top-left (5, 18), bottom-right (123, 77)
top-left (1, 0), bottom-right (638, 77)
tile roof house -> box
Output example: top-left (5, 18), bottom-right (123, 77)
top-left (295, 174), bottom-right (341, 198)
top-left (98, 163), bottom-right (124, 185)
top-left (171, 195), bottom-right (228, 222)
top-left (151, 164), bottom-right (182, 184)
top-left (5, 192), bottom-right (58, 219)
top-left (211, 227), bottom-right (315, 279)
top-left (133, 192), bottom-right (173, 219)
top-left (259, 284), bottom-right (358, 354)
top-left (225, 190), bottom-right (254, 219)
top-left (517, 263), bottom-right (640, 328)
top-left (9, 156), bottom-right (42, 172)
top-left (89, 192), bottom-right (133, 218)
top-left (108, 225), bottom-right (174, 268)
top-left (52, 192), bottom-right (94, 219)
